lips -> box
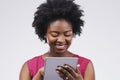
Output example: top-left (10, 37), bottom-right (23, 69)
top-left (55, 44), bottom-right (67, 50)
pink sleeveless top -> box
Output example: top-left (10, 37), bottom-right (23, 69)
top-left (27, 54), bottom-right (90, 79)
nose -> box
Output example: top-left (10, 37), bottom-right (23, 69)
top-left (57, 35), bottom-right (66, 43)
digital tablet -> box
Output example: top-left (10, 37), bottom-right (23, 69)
top-left (44, 57), bottom-right (78, 80)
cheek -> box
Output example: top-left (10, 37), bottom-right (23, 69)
top-left (66, 37), bottom-right (73, 43)
top-left (46, 36), bottom-right (57, 44)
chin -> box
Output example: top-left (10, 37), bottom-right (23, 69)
top-left (55, 50), bottom-right (68, 54)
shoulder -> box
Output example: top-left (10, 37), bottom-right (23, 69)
top-left (27, 55), bottom-right (42, 62)
top-left (27, 55), bottom-right (44, 66)
top-left (74, 54), bottom-right (91, 70)
top-left (26, 55), bottom-right (44, 70)
top-left (84, 61), bottom-right (95, 80)
top-left (25, 55), bottom-right (44, 78)
top-left (74, 54), bottom-right (90, 64)
top-left (74, 54), bottom-right (93, 77)
top-left (19, 55), bottom-right (43, 80)
top-left (26, 56), bottom-right (40, 70)
top-left (19, 62), bottom-right (31, 80)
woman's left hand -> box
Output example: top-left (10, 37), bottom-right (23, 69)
top-left (56, 64), bottom-right (83, 80)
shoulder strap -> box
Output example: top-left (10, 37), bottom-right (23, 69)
top-left (74, 55), bottom-right (90, 78)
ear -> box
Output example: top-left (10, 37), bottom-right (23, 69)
top-left (44, 33), bottom-right (47, 38)
top-left (44, 35), bottom-right (46, 38)
top-left (44, 34), bottom-right (48, 43)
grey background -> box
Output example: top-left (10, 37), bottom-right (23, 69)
top-left (0, 0), bottom-right (120, 80)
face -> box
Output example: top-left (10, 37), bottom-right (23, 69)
top-left (45, 19), bottom-right (73, 55)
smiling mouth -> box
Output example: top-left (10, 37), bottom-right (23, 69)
top-left (55, 44), bottom-right (67, 50)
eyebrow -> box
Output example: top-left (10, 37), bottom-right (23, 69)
top-left (50, 31), bottom-right (59, 33)
top-left (50, 30), bottom-right (72, 32)
top-left (65, 30), bottom-right (72, 33)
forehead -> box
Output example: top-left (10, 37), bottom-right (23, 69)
top-left (47, 19), bottom-right (72, 32)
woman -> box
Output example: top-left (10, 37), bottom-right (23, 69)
top-left (19, 0), bottom-right (95, 80)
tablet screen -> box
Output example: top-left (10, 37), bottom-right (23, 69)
top-left (44, 57), bottom-right (78, 80)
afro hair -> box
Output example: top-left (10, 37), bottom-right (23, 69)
top-left (32, 0), bottom-right (84, 42)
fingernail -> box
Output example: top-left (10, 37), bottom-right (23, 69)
top-left (56, 69), bottom-right (60, 73)
top-left (56, 71), bottom-right (60, 74)
top-left (64, 64), bottom-right (68, 68)
top-left (77, 64), bottom-right (80, 67)
top-left (57, 66), bottom-right (61, 70)
top-left (57, 65), bottom-right (60, 67)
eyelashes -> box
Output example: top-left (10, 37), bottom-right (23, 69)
top-left (51, 32), bottom-right (73, 37)
top-left (50, 31), bottom-right (73, 37)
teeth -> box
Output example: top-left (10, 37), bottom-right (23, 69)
top-left (58, 45), bottom-right (64, 48)
top-left (56, 45), bottom-right (65, 49)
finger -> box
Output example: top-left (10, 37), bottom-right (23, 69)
top-left (56, 66), bottom-right (74, 80)
top-left (76, 64), bottom-right (81, 73)
top-left (76, 64), bottom-right (83, 79)
top-left (56, 69), bottom-right (65, 79)
top-left (64, 64), bottom-right (77, 77)
top-left (39, 67), bottom-right (44, 76)
top-left (77, 64), bottom-right (80, 68)
top-left (56, 68), bottom-right (70, 80)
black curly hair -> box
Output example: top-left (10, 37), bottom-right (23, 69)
top-left (32, 0), bottom-right (84, 43)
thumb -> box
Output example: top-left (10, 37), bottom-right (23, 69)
top-left (76, 64), bottom-right (80, 73)
top-left (39, 67), bottom-right (44, 76)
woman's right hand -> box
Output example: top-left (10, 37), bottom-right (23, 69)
top-left (32, 67), bottom-right (44, 80)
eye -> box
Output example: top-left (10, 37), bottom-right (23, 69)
top-left (65, 31), bottom-right (73, 37)
top-left (51, 32), bottom-right (59, 37)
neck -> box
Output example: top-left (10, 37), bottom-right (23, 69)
top-left (42, 51), bottom-right (74, 60)
top-left (46, 50), bottom-right (74, 57)
top-left (49, 51), bottom-right (68, 57)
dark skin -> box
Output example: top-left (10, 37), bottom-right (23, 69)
top-left (19, 19), bottom-right (95, 80)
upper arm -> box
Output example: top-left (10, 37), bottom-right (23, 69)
top-left (19, 62), bottom-right (31, 80)
top-left (84, 61), bottom-right (95, 80)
